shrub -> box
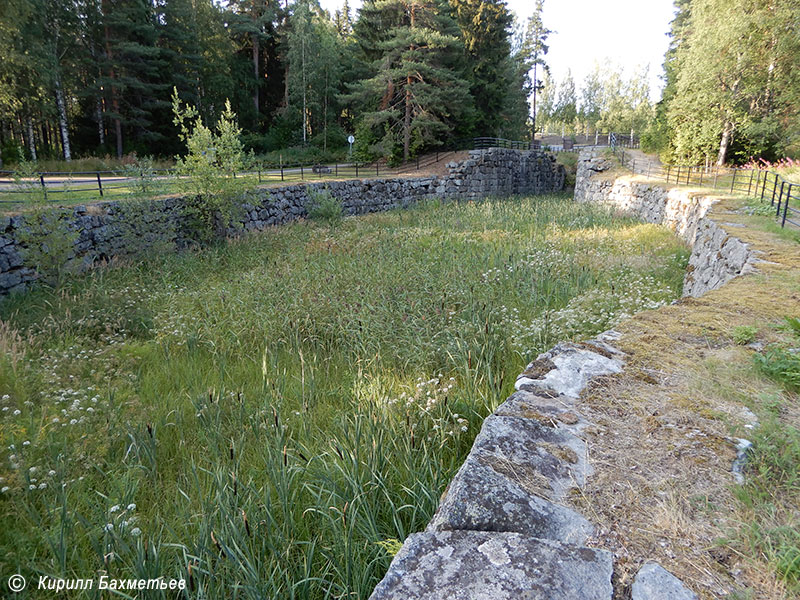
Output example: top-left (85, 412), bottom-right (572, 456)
top-left (12, 154), bottom-right (78, 286)
top-left (171, 88), bottom-right (246, 243)
top-left (307, 188), bottom-right (343, 228)
top-left (122, 155), bottom-right (165, 199)
top-left (732, 325), bottom-right (758, 345)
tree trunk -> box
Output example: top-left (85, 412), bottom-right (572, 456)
top-left (54, 74), bottom-right (71, 162)
top-left (302, 37), bottom-right (307, 144)
top-left (717, 120), bottom-right (732, 166)
top-left (323, 66), bottom-right (328, 152)
top-left (96, 99), bottom-right (105, 147)
top-left (282, 0), bottom-right (290, 108)
top-left (26, 116), bottom-right (37, 161)
top-left (252, 32), bottom-right (260, 115)
top-left (404, 75), bottom-right (412, 162)
top-left (103, 0), bottom-right (123, 158)
top-left (532, 62), bottom-right (537, 132)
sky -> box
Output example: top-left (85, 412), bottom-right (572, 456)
top-left (318, 0), bottom-right (678, 102)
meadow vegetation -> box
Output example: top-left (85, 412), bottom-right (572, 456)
top-left (0, 195), bottom-right (689, 598)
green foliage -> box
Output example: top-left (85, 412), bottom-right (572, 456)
top-left (15, 209), bottom-right (78, 287)
top-left (11, 154), bottom-right (78, 286)
top-left (731, 325), bottom-right (757, 345)
top-left (744, 201), bottom-right (777, 217)
top-left (172, 88), bottom-right (246, 242)
top-left (783, 317), bottom-right (800, 337)
top-left (755, 316), bottom-right (800, 391)
top-left (306, 188), bottom-right (344, 227)
top-left (375, 538), bottom-right (404, 558)
top-left (660, 0), bottom-right (800, 165)
top-left (734, 415), bottom-right (800, 592)
top-left (12, 153), bottom-right (46, 204)
top-left (347, 0), bottom-right (473, 162)
top-left (540, 63), bottom-right (654, 136)
top-left (286, 0), bottom-right (343, 149)
top-left (0, 0), bottom-right (536, 164)
top-left (121, 155), bottom-right (165, 199)
top-left (449, 0), bottom-right (514, 136)
top-left (756, 347), bottom-right (800, 391)
top-left (0, 195), bottom-right (688, 598)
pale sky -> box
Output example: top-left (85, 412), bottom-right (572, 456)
top-left (319, 0), bottom-right (677, 102)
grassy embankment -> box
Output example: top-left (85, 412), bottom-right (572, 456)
top-left (0, 194), bottom-right (688, 598)
top-left (571, 156), bottom-right (800, 598)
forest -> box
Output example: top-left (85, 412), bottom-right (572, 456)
top-left (0, 0), bottom-right (548, 166)
top-left (643, 0), bottom-right (800, 165)
top-left (1, 0), bottom-right (798, 168)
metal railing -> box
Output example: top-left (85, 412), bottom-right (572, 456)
top-left (609, 145), bottom-right (800, 229)
top-left (0, 152), bottom-right (459, 206)
top-left (0, 134), bottom-right (635, 207)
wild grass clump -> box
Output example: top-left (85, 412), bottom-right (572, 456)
top-left (307, 189), bottom-right (344, 227)
top-left (727, 315), bottom-right (800, 594)
top-left (756, 317), bottom-right (800, 391)
top-left (0, 194), bottom-right (689, 598)
top-left (734, 416), bottom-right (800, 593)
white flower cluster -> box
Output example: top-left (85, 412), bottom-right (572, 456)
top-left (105, 503), bottom-right (141, 538)
top-left (387, 375), bottom-right (468, 444)
top-left (505, 270), bottom-right (675, 356)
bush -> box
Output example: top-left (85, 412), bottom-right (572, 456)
top-left (122, 155), bottom-right (165, 198)
top-left (307, 188), bottom-right (343, 227)
top-left (732, 325), bottom-right (758, 345)
top-left (172, 88), bottom-right (247, 243)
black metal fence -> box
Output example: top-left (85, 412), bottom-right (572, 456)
top-left (0, 134), bottom-right (636, 207)
top-left (0, 152), bottom-right (459, 205)
top-left (609, 145), bottom-right (799, 229)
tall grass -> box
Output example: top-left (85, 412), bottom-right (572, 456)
top-left (0, 194), bottom-right (689, 598)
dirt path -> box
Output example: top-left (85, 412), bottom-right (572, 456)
top-left (569, 197), bottom-right (800, 598)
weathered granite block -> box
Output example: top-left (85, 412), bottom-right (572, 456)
top-left (370, 530), bottom-right (613, 600)
top-left (427, 455), bottom-right (594, 545)
top-left (516, 343), bottom-right (624, 398)
top-left (632, 563), bottom-right (697, 600)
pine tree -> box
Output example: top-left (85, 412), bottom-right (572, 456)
top-left (348, 0), bottom-right (472, 162)
top-left (227, 0), bottom-right (278, 126)
top-left (521, 0), bottom-right (550, 134)
top-left (100, 0), bottom-right (171, 156)
top-left (448, 0), bottom-right (514, 136)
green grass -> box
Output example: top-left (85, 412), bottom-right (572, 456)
top-left (734, 416), bottom-right (800, 593)
top-left (556, 152), bottom-right (578, 188)
top-left (725, 316), bottom-right (800, 595)
top-left (0, 194), bottom-right (689, 598)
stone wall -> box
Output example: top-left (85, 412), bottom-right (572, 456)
top-left (368, 148), bottom-right (743, 600)
top-left (436, 147), bottom-right (565, 199)
top-left (0, 149), bottom-right (564, 297)
top-left (574, 148), bottom-right (756, 297)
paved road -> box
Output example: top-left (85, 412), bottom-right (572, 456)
top-left (0, 164), bottom-right (362, 193)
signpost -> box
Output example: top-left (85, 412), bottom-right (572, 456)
top-left (348, 135), bottom-right (355, 156)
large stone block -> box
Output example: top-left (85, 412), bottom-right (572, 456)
top-left (370, 530), bottom-right (613, 600)
top-left (631, 563), bottom-right (697, 600)
top-left (428, 454), bottom-right (593, 544)
top-left (516, 343), bottom-right (623, 398)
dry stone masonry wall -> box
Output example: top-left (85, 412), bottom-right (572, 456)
top-left (369, 148), bottom-right (754, 600)
top-left (0, 149), bottom-right (564, 296)
top-left (574, 148), bottom-right (757, 297)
